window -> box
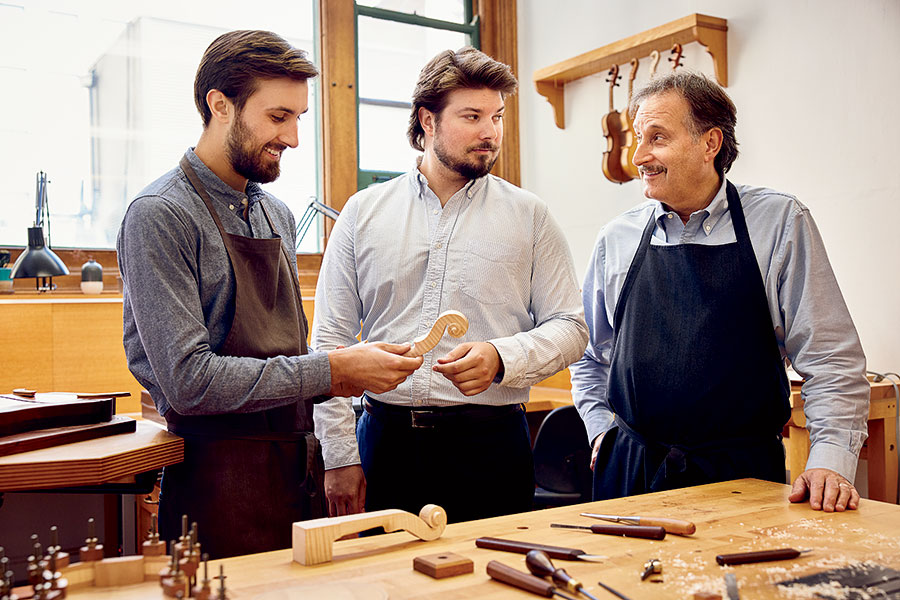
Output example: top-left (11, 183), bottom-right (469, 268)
top-left (0, 1), bottom-right (321, 252)
top-left (354, 1), bottom-right (476, 189)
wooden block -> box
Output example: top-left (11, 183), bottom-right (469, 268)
top-left (143, 555), bottom-right (170, 580)
top-left (412, 552), bottom-right (474, 579)
top-left (94, 555), bottom-right (145, 587)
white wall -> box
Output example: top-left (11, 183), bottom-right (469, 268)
top-left (517, 0), bottom-right (900, 373)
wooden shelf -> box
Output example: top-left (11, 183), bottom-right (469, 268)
top-left (533, 13), bottom-right (728, 129)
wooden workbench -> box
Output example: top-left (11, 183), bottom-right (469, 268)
top-left (64, 479), bottom-right (900, 599)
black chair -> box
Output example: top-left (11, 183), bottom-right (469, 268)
top-left (533, 405), bottom-right (593, 508)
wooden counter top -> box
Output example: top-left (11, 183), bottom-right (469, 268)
top-left (64, 478), bottom-right (900, 599)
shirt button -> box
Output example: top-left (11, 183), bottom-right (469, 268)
top-left (431, 282), bottom-right (436, 289)
top-left (229, 204), bottom-right (235, 210)
top-left (705, 224), bottom-right (711, 232)
top-left (433, 209), bottom-right (439, 215)
top-left (667, 213), bottom-right (673, 219)
top-left (435, 242), bottom-right (442, 249)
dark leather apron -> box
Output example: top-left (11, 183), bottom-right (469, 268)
top-left (157, 157), bottom-right (325, 558)
top-left (593, 181), bottom-right (790, 500)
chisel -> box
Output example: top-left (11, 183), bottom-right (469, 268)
top-left (580, 512), bottom-right (696, 535)
top-left (551, 523), bottom-right (666, 540)
top-left (487, 560), bottom-right (580, 599)
top-left (476, 537), bottom-right (606, 562)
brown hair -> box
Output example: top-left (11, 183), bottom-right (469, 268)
top-left (407, 47), bottom-right (518, 151)
top-left (194, 30), bottom-right (318, 127)
top-left (630, 71), bottom-right (739, 175)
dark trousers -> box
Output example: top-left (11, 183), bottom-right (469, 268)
top-left (356, 401), bottom-right (534, 523)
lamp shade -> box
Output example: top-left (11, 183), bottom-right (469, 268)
top-left (10, 226), bottom-right (69, 278)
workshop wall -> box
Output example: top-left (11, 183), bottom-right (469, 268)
top-left (517, 0), bottom-right (900, 372)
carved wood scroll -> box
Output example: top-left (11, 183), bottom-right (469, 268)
top-left (404, 311), bottom-right (469, 357)
top-left (292, 504), bottom-right (447, 565)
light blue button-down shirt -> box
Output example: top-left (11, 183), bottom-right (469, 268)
top-left (570, 179), bottom-right (869, 482)
top-left (312, 168), bottom-right (588, 469)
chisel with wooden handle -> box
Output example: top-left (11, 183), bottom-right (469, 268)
top-left (580, 512), bottom-right (696, 535)
top-left (486, 560), bottom-right (579, 599)
top-left (715, 547), bottom-right (812, 566)
top-left (551, 523), bottom-right (666, 540)
top-left (476, 537), bottom-right (606, 562)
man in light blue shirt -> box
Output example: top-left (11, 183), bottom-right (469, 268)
top-left (313, 48), bottom-right (588, 521)
top-left (571, 72), bottom-right (869, 512)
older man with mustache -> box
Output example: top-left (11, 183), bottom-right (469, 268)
top-left (571, 71), bottom-right (869, 513)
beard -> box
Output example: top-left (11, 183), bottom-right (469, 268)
top-left (225, 112), bottom-right (284, 184)
top-left (433, 130), bottom-right (499, 180)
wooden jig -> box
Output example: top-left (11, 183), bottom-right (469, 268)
top-left (404, 311), bottom-right (468, 357)
top-left (292, 504), bottom-right (447, 566)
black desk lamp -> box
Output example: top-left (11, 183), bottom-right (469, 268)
top-left (296, 198), bottom-right (340, 250)
top-left (10, 171), bottom-right (69, 291)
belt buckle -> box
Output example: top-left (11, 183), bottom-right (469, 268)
top-left (410, 409), bottom-right (437, 429)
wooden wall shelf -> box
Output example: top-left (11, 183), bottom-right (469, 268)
top-left (533, 13), bottom-right (728, 129)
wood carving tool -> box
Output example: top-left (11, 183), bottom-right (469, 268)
top-left (724, 573), bottom-right (740, 600)
top-left (715, 547), bottom-right (812, 566)
top-left (293, 504), bottom-right (446, 565)
top-left (525, 550), bottom-right (602, 600)
top-left (580, 512), bottom-right (696, 535)
top-left (551, 523), bottom-right (666, 540)
top-left (486, 560), bottom-right (580, 599)
top-left (596, 580), bottom-right (635, 600)
top-left (476, 537), bottom-right (606, 562)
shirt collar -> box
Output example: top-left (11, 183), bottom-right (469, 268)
top-left (185, 148), bottom-right (260, 206)
top-left (410, 159), bottom-right (487, 201)
top-left (652, 177), bottom-right (729, 236)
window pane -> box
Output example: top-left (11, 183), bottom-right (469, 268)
top-left (0, 1), bottom-right (320, 252)
top-left (356, 0), bottom-right (466, 24)
top-left (357, 16), bottom-right (468, 103)
top-left (359, 104), bottom-right (421, 173)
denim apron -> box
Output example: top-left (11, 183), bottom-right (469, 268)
top-left (593, 181), bottom-right (790, 499)
top-left (157, 157), bottom-right (325, 558)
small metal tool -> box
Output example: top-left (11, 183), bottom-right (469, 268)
top-left (641, 558), bottom-right (662, 581)
top-left (525, 550), bottom-right (602, 600)
top-left (551, 523), bottom-right (666, 540)
top-left (580, 513), bottom-right (696, 535)
top-left (596, 580), bottom-right (635, 600)
top-left (724, 573), bottom-right (740, 600)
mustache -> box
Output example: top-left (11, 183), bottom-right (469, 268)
top-left (469, 143), bottom-right (499, 152)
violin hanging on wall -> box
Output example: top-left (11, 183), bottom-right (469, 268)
top-left (601, 65), bottom-right (630, 184)
top-left (619, 58), bottom-right (640, 180)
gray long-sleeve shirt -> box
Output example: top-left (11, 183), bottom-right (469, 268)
top-left (117, 149), bottom-right (331, 419)
top-left (570, 179), bottom-right (869, 482)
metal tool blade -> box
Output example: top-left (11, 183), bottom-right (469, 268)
top-left (724, 573), bottom-right (740, 600)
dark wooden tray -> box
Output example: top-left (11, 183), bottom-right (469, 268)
top-left (0, 414), bottom-right (136, 457)
top-left (0, 394), bottom-right (115, 437)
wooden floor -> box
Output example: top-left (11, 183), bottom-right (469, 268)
top-left (62, 478), bottom-right (900, 599)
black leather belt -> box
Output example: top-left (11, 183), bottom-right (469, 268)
top-left (363, 396), bottom-right (523, 429)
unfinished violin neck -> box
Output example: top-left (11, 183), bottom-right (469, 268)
top-left (405, 311), bottom-right (468, 357)
top-left (292, 504), bottom-right (447, 566)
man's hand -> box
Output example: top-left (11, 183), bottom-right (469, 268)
top-left (328, 342), bottom-right (423, 397)
top-left (789, 468), bottom-right (860, 512)
top-left (590, 432), bottom-right (606, 471)
top-left (432, 342), bottom-right (501, 396)
top-left (324, 465), bottom-right (366, 516)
